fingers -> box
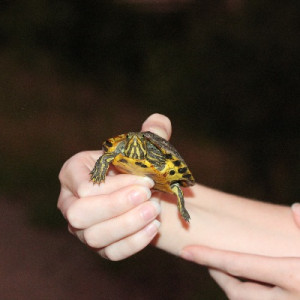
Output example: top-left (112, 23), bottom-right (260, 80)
top-left (181, 245), bottom-right (299, 288)
top-left (208, 269), bottom-right (277, 300)
top-left (65, 184), bottom-right (161, 261)
top-left (57, 151), bottom-right (96, 215)
top-left (76, 199), bottom-right (161, 248)
top-left (98, 220), bottom-right (161, 261)
top-left (57, 151), bottom-right (155, 216)
top-left (59, 151), bottom-right (154, 198)
top-left (292, 203), bottom-right (300, 228)
top-left (141, 113), bottom-right (172, 140)
top-left (67, 192), bottom-right (161, 261)
top-left (66, 185), bottom-right (153, 229)
top-left (77, 174), bottom-right (154, 198)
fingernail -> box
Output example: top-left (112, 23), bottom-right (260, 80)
top-left (150, 199), bottom-right (161, 214)
top-left (180, 250), bottom-right (194, 261)
top-left (145, 219), bottom-right (160, 237)
top-left (128, 187), bottom-right (151, 205)
top-left (148, 126), bottom-right (168, 140)
top-left (136, 176), bottom-right (155, 188)
top-left (291, 203), bottom-right (300, 215)
top-left (140, 200), bottom-right (161, 221)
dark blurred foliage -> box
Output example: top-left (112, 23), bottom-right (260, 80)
top-left (0, 1), bottom-right (299, 297)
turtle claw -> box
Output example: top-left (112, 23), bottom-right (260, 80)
top-left (180, 208), bottom-right (190, 222)
top-left (90, 173), bottom-right (105, 185)
top-left (90, 153), bottom-right (116, 184)
top-left (171, 183), bottom-right (190, 223)
top-left (89, 166), bottom-right (104, 184)
top-left (90, 166), bottom-right (107, 184)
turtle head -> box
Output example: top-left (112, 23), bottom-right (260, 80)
top-left (124, 132), bottom-right (147, 159)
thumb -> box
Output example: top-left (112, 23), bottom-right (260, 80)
top-left (141, 113), bottom-right (172, 141)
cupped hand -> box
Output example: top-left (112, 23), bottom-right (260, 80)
top-left (57, 113), bottom-right (172, 260)
top-left (181, 245), bottom-right (300, 300)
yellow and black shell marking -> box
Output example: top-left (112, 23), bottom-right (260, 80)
top-left (90, 131), bottom-right (195, 222)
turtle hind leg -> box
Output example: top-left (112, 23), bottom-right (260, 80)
top-left (90, 153), bottom-right (115, 184)
top-left (171, 183), bottom-right (190, 222)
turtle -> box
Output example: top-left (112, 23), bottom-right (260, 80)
top-left (90, 131), bottom-right (195, 222)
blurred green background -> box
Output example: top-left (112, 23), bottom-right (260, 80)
top-left (0, 0), bottom-right (299, 299)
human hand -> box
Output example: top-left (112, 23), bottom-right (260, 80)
top-left (181, 245), bottom-right (300, 300)
top-left (292, 203), bottom-right (300, 228)
top-left (57, 113), bottom-right (172, 260)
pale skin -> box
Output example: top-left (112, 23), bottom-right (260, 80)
top-left (181, 246), bottom-right (300, 300)
top-left (58, 113), bottom-right (300, 299)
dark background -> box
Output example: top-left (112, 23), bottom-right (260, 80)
top-left (0, 0), bottom-right (299, 299)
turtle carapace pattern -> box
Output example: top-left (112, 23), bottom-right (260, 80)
top-left (90, 131), bottom-right (195, 222)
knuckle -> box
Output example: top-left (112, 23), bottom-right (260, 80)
top-left (72, 151), bottom-right (90, 161)
top-left (76, 181), bottom-right (90, 198)
top-left (101, 248), bottom-right (119, 261)
top-left (65, 204), bottom-right (84, 229)
top-left (58, 151), bottom-right (90, 183)
top-left (105, 253), bottom-right (118, 261)
top-left (83, 229), bottom-right (100, 248)
top-left (99, 249), bottom-right (108, 260)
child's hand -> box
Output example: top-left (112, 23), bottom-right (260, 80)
top-left (181, 245), bottom-right (300, 300)
top-left (57, 113), bottom-right (171, 260)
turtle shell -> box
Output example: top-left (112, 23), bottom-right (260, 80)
top-left (103, 131), bottom-right (195, 193)
top-left (90, 131), bottom-right (195, 222)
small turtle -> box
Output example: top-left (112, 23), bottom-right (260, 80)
top-left (90, 131), bottom-right (195, 222)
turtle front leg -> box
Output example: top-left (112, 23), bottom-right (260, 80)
top-left (171, 183), bottom-right (190, 222)
top-left (90, 153), bottom-right (116, 184)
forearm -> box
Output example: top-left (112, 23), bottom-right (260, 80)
top-left (154, 184), bottom-right (300, 257)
